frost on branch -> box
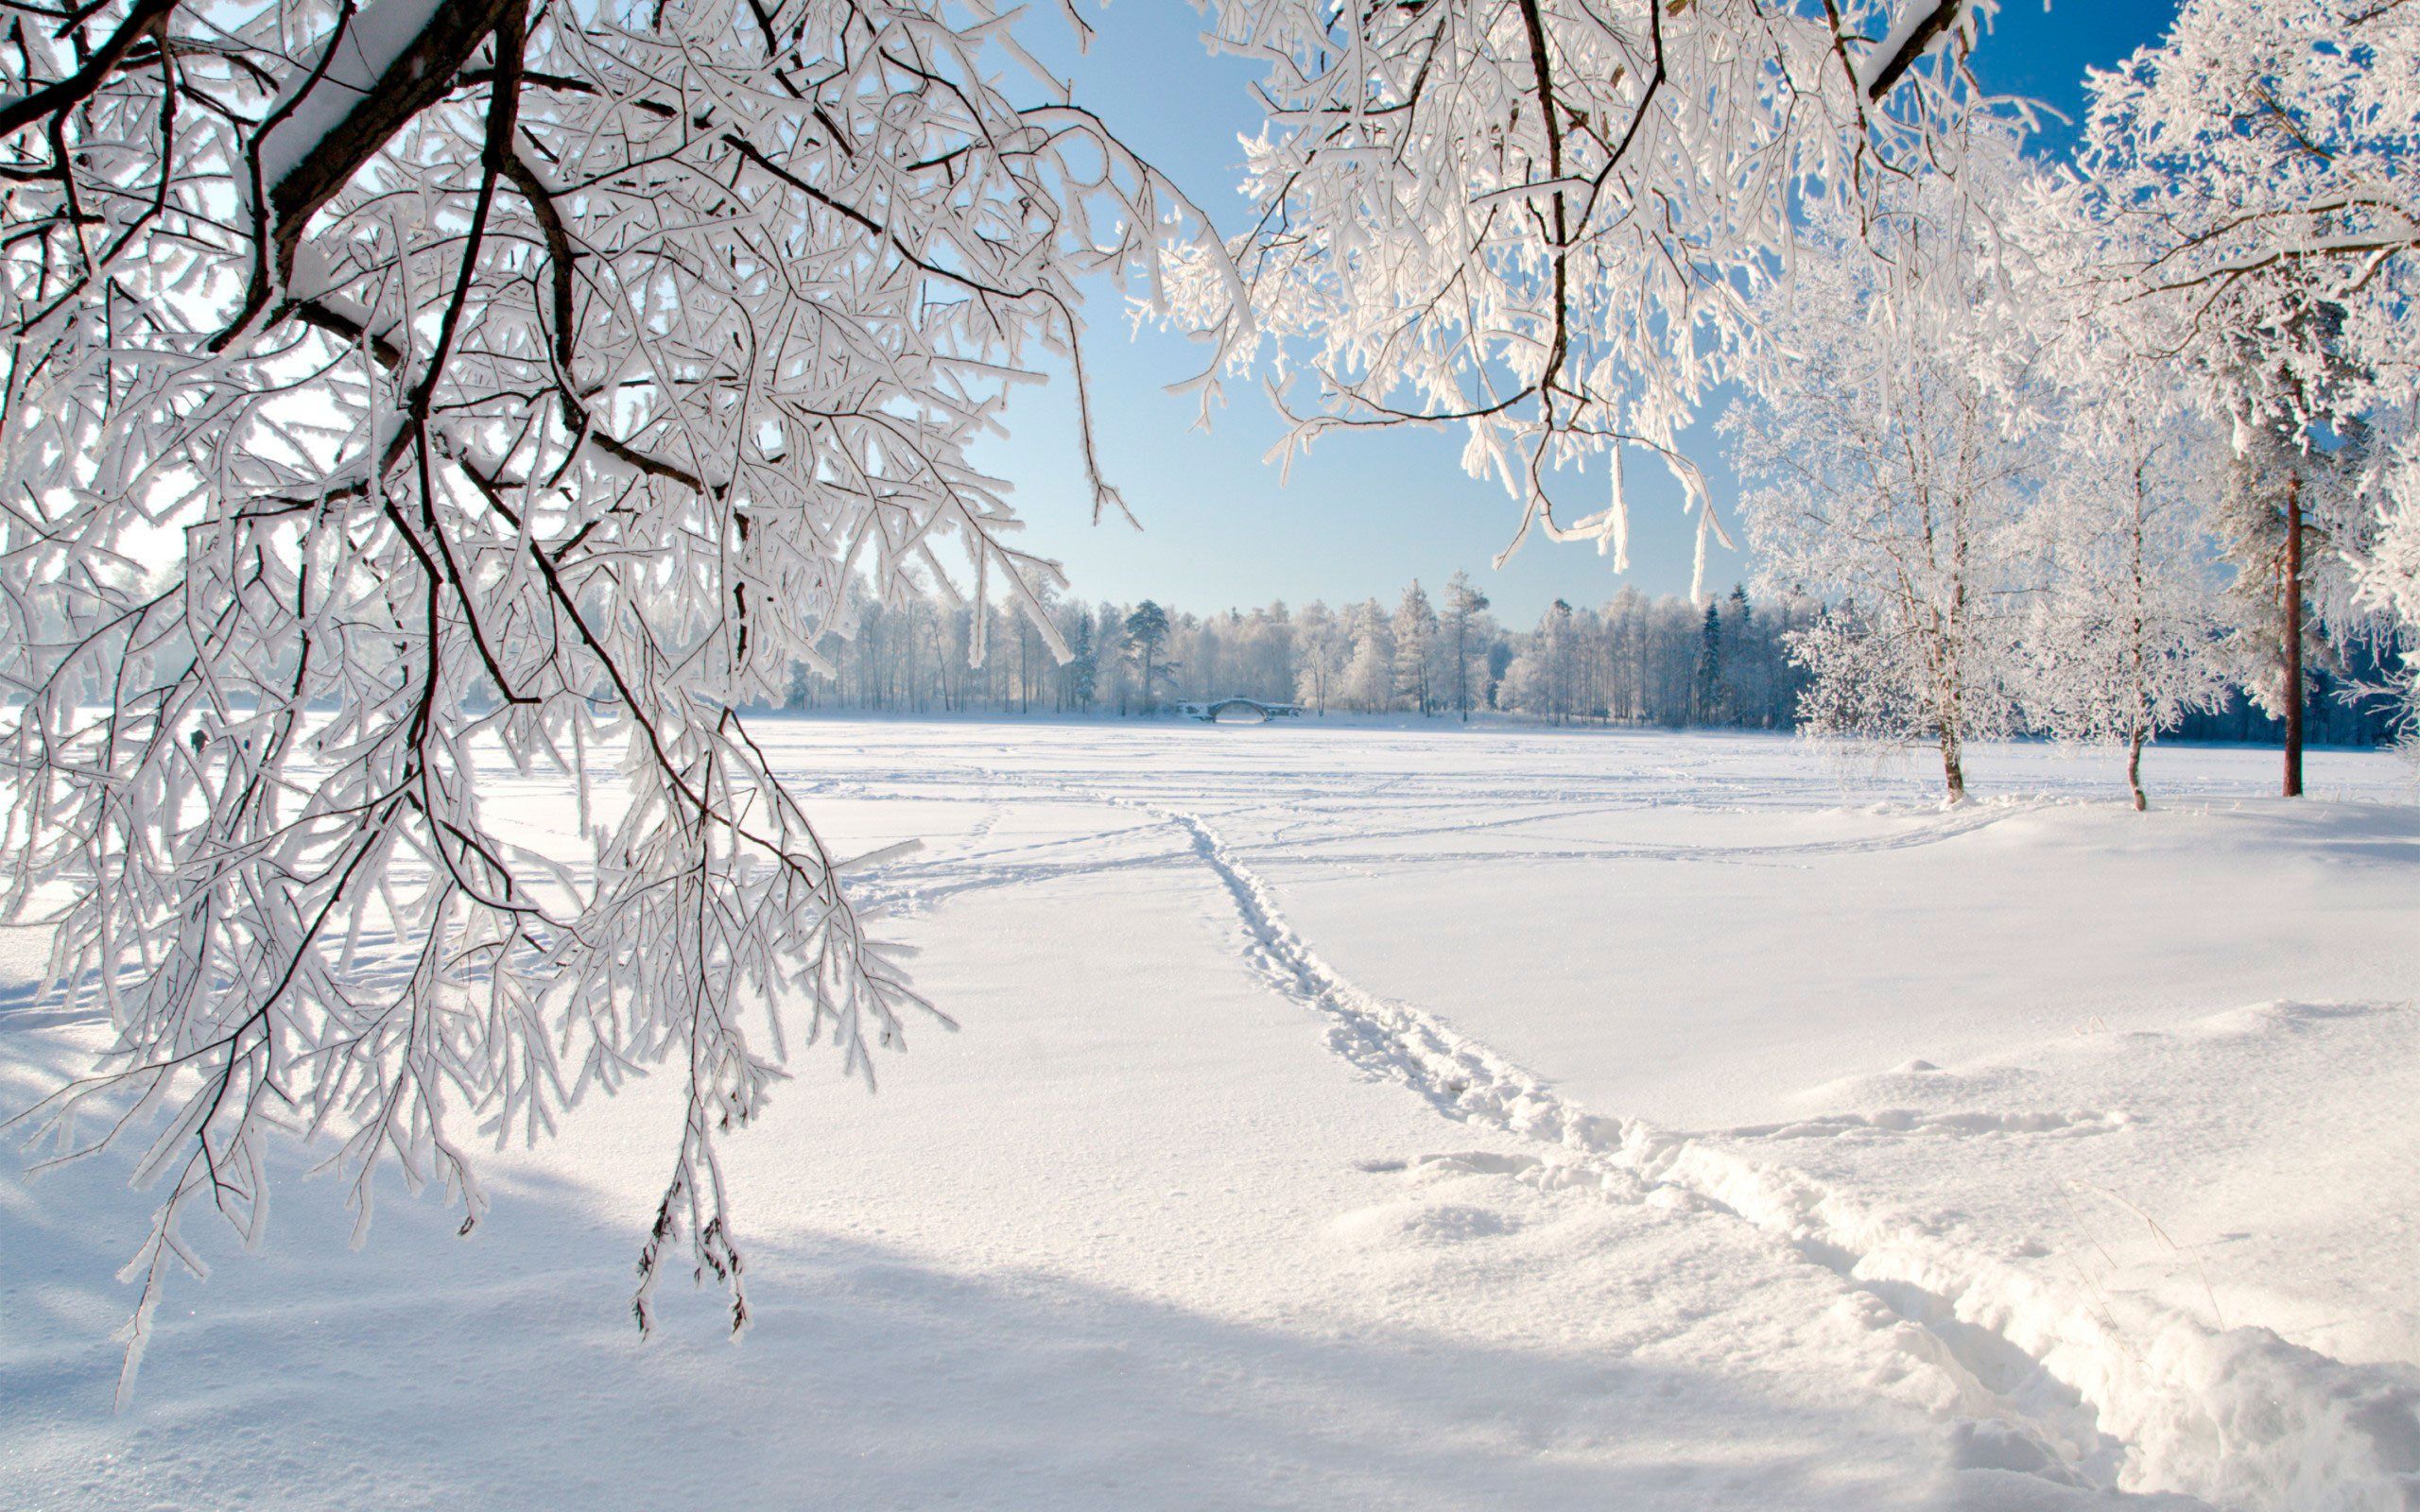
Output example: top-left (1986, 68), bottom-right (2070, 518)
top-left (1166, 0), bottom-right (2010, 596)
top-left (0, 0), bottom-right (1203, 1393)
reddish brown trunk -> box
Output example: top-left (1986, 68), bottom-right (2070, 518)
top-left (2283, 474), bottom-right (2305, 799)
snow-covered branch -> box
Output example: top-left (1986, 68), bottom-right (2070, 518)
top-left (0, 0), bottom-right (1204, 1387)
top-left (1168, 0), bottom-right (2016, 593)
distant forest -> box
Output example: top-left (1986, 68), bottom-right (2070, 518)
top-left (784, 574), bottom-right (2404, 747)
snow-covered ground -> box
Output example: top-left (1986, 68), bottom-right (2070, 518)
top-left (3, 720), bottom-right (2414, 1509)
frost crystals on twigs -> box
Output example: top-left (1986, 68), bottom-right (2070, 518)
top-left (0, 0), bottom-right (1208, 1393)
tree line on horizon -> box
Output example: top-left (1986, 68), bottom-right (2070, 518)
top-left (781, 570), bottom-right (2401, 749)
top-left (782, 571), bottom-right (1809, 728)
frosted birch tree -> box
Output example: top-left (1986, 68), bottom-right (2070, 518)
top-left (1292, 600), bottom-right (1344, 714)
top-left (2022, 417), bottom-right (2231, 810)
top-left (1731, 135), bottom-right (2043, 801)
top-left (1392, 580), bottom-right (1440, 713)
top-left (0, 0), bottom-right (1218, 1387)
top-left (1342, 599), bottom-right (1395, 710)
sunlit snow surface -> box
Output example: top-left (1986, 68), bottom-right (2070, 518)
top-left (3, 720), bottom-right (2414, 1510)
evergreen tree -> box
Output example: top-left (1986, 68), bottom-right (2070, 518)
top-left (1443, 573), bottom-right (1491, 721)
top-left (1695, 602), bottom-right (1724, 725)
top-left (1068, 614), bottom-right (1098, 712)
top-left (1125, 601), bottom-right (1173, 712)
top-left (2212, 352), bottom-right (2375, 799)
top-left (1392, 581), bottom-right (1441, 713)
top-left (1720, 586), bottom-right (1763, 729)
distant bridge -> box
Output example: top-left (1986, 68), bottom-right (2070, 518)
top-left (1172, 697), bottom-right (1305, 724)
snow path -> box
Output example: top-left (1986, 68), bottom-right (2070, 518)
top-left (1144, 798), bottom-right (2420, 1510)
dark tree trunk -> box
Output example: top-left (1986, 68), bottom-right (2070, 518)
top-left (2283, 473), bottom-right (2305, 799)
top-left (1456, 621), bottom-right (1469, 722)
top-left (2127, 726), bottom-right (2147, 813)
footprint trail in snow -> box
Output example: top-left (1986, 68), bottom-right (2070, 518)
top-left (1147, 799), bottom-right (2420, 1512)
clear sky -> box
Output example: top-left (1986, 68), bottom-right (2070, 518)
top-left (977, 2), bottom-right (2186, 626)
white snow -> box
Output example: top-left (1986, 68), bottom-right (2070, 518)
top-left (3, 720), bottom-right (2414, 1509)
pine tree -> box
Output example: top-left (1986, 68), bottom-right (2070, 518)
top-left (1068, 615), bottom-right (1098, 712)
top-left (1125, 601), bottom-right (1172, 712)
top-left (1392, 581), bottom-right (1441, 713)
top-left (1719, 586), bottom-right (1756, 728)
top-left (2212, 356), bottom-right (2374, 799)
top-left (1695, 602), bottom-right (1725, 725)
top-left (1443, 573), bottom-right (1492, 721)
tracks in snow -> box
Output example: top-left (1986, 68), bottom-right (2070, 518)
top-left (1147, 799), bottom-right (2420, 1512)
top-left (853, 782), bottom-right (2031, 919)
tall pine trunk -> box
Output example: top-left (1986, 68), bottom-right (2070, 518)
top-left (2127, 467), bottom-right (2151, 813)
top-left (2283, 472), bottom-right (2305, 799)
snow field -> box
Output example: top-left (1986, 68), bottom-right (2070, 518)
top-left (3, 719), bottom-right (2414, 1508)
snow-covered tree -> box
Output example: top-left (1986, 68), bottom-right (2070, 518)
top-left (1292, 600), bottom-right (1344, 714)
top-left (1502, 599), bottom-right (1589, 725)
top-left (1442, 573), bottom-right (1493, 722)
top-left (1694, 602), bottom-right (1727, 725)
top-left (1094, 603), bottom-right (1135, 714)
top-left (0, 0), bottom-right (1217, 1384)
top-left (1732, 133), bottom-right (2044, 800)
top-left (1718, 586), bottom-right (1775, 730)
top-left (2070, 0), bottom-right (2420, 738)
top-left (1342, 599), bottom-right (1396, 712)
top-left (2207, 382), bottom-right (2381, 793)
top-left (1175, 0), bottom-right (2011, 587)
top-left (1125, 601), bottom-right (1174, 712)
top-left (2024, 420), bottom-right (2232, 809)
top-left (1392, 581), bottom-right (1441, 714)
top-left (1231, 603), bottom-right (1297, 704)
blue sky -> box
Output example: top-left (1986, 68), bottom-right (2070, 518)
top-left (977, 2), bottom-right (2183, 625)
